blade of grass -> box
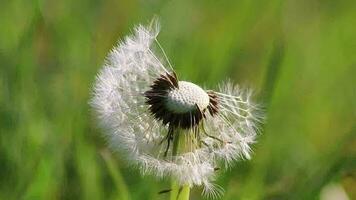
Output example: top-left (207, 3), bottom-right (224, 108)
top-left (101, 150), bottom-right (130, 200)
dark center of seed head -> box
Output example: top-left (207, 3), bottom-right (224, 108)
top-left (144, 72), bottom-right (219, 129)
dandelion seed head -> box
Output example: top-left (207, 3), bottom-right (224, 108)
top-left (90, 18), bottom-right (264, 198)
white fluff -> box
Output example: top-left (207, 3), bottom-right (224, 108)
top-left (90, 19), bottom-right (263, 198)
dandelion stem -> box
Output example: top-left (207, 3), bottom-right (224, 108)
top-left (170, 129), bottom-right (191, 200)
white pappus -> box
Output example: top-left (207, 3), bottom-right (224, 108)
top-left (90, 18), bottom-right (264, 198)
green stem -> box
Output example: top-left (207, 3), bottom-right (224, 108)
top-left (170, 183), bottom-right (190, 200)
top-left (170, 129), bottom-right (190, 200)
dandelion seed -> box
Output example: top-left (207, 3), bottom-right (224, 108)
top-left (90, 18), bottom-right (263, 198)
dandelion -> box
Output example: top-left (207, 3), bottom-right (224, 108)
top-left (91, 18), bottom-right (263, 199)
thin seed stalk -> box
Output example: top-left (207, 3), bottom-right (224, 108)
top-left (170, 129), bottom-right (190, 200)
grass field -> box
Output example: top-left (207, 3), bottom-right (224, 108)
top-left (1, 0), bottom-right (355, 199)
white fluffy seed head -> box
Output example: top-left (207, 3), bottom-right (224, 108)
top-left (166, 81), bottom-right (210, 113)
top-left (91, 19), bottom-right (263, 199)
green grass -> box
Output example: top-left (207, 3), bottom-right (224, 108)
top-left (1, 0), bottom-right (355, 199)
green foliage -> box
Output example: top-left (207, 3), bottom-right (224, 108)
top-left (1, 0), bottom-right (355, 199)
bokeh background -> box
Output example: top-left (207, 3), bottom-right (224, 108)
top-left (1, 0), bottom-right (355, 199)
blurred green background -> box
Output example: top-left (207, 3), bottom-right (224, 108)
top-left (1, 0), bottom-right (355, 199)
